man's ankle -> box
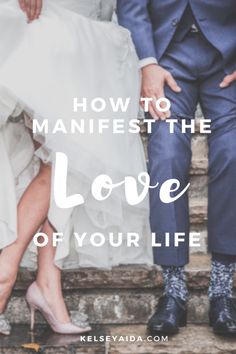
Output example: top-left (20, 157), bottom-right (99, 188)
top-left (208, 255), bottom-right (236, 299)
top-left (162, 265), bottom-right (188, 302)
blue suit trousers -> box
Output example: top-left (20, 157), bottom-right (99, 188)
top-left (148, 32), bottom-right (236, 266)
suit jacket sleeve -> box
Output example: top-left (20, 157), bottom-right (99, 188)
top-left (117, 0), bottom-right (156, 60)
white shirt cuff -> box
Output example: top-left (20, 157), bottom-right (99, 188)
top-left (139, 57), bottom-right (158, 69)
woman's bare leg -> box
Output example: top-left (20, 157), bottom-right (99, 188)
top-left (0, 162), bottom-right (51, 313)
top-left (36, 219), bottom-right (70, 323)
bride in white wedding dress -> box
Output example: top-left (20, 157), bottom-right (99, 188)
top-left (0, 0), bottom-right (152, 335)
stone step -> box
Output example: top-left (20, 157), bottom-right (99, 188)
top-left (13, 255), bottom-right (212, 291)
top-left (190, 199), bottom-right (208, 224)
top-left (5, 255), bottom-right (236, 326)
top-left (190, 157), bottom-right (208, 176)
top-left (6, 290), bottom-right (212, 325)
top-left (109, 324), bottom-right (236, 354)
top-left (1, 324), bottom-right (236, 354)
top-left (189, 224), bottom-right (207, 254)
top-left (192, 134), bottom-right (208, 161)
top-left (0, 324), bottom-right (106, 354)
top-left (189, 175), bottom-right (208, 199)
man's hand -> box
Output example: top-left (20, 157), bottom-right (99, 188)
top-left (220, 70), bottom-right (236, 88)
top-left (141, 64), bottom-right (181, 120)
top-left (18, 0), bottom-right (43, 22)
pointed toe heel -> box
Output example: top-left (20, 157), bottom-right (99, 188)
top-left (26, 282), bottom-right (91, 334)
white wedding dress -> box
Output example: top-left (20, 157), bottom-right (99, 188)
top-left (0, 0), bottom-right (152, 269)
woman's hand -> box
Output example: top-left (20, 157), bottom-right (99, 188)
top-left (18, 0), bottom-right (43, 22)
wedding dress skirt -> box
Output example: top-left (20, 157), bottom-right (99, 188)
top-left (0, 0), bottom-right (152, 268)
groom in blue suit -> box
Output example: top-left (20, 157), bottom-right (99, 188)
top-left (117, 0), bottom-right (236, 335)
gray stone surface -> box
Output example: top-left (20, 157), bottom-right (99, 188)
top-left (0, 324), bottom-right (105, 354)
top-left (5, 256), bottom-right (236, 325)
top-left (2, 291), bottom-right (215, 325)
top-left (189, 199), bottom-right (208, 224)
top-left (1, 324), bottom-right (236, 354)
top-left (14, 255), bottom-right (213, 291)
top-left (189, 176), bottom-right (208, 199)
top-left (190, 157), bottom-right (208, 175)
top-left (192, 134), bottom-right (208, 162)
top-left (109, 324), bottom-right (236, 354)
top-left (190, 225), bottom-right (207, 254)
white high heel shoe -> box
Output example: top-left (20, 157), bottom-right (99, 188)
top-left (25, 282), bottom-right (91, 334)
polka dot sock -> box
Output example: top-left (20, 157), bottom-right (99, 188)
top-left (162, 266), bottom-right (188, 302)
top-left (208, 260), bottom-right (235, 299)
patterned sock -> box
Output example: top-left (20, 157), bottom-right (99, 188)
top-left (208, 260), bottom-right (235, 299)
top-left (162, 266), bottom-right (188, 301)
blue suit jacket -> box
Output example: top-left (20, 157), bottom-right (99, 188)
top-left (117, 0), bottom-right (236, 72)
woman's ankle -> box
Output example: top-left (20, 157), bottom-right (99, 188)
top-left (36, 278), bottom-right (63, 298)
top-left (35, 279), bottom-right (70, 323)
top-left (0, 276), bottom-right (16, 313)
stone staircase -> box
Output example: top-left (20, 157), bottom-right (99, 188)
top-left (2, 323), bottom-right (236, 354)
top-left (4, 254), bottom-right (236, 326)
top-left (189, 112), bottom-right (208, 254)
top-left (1, 114), bottom-right (236, 353)
top-left (2, 254), bottom-right (236, 353)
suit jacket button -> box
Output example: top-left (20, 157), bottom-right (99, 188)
top-left (172, 19), bottom-right (178, 27)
